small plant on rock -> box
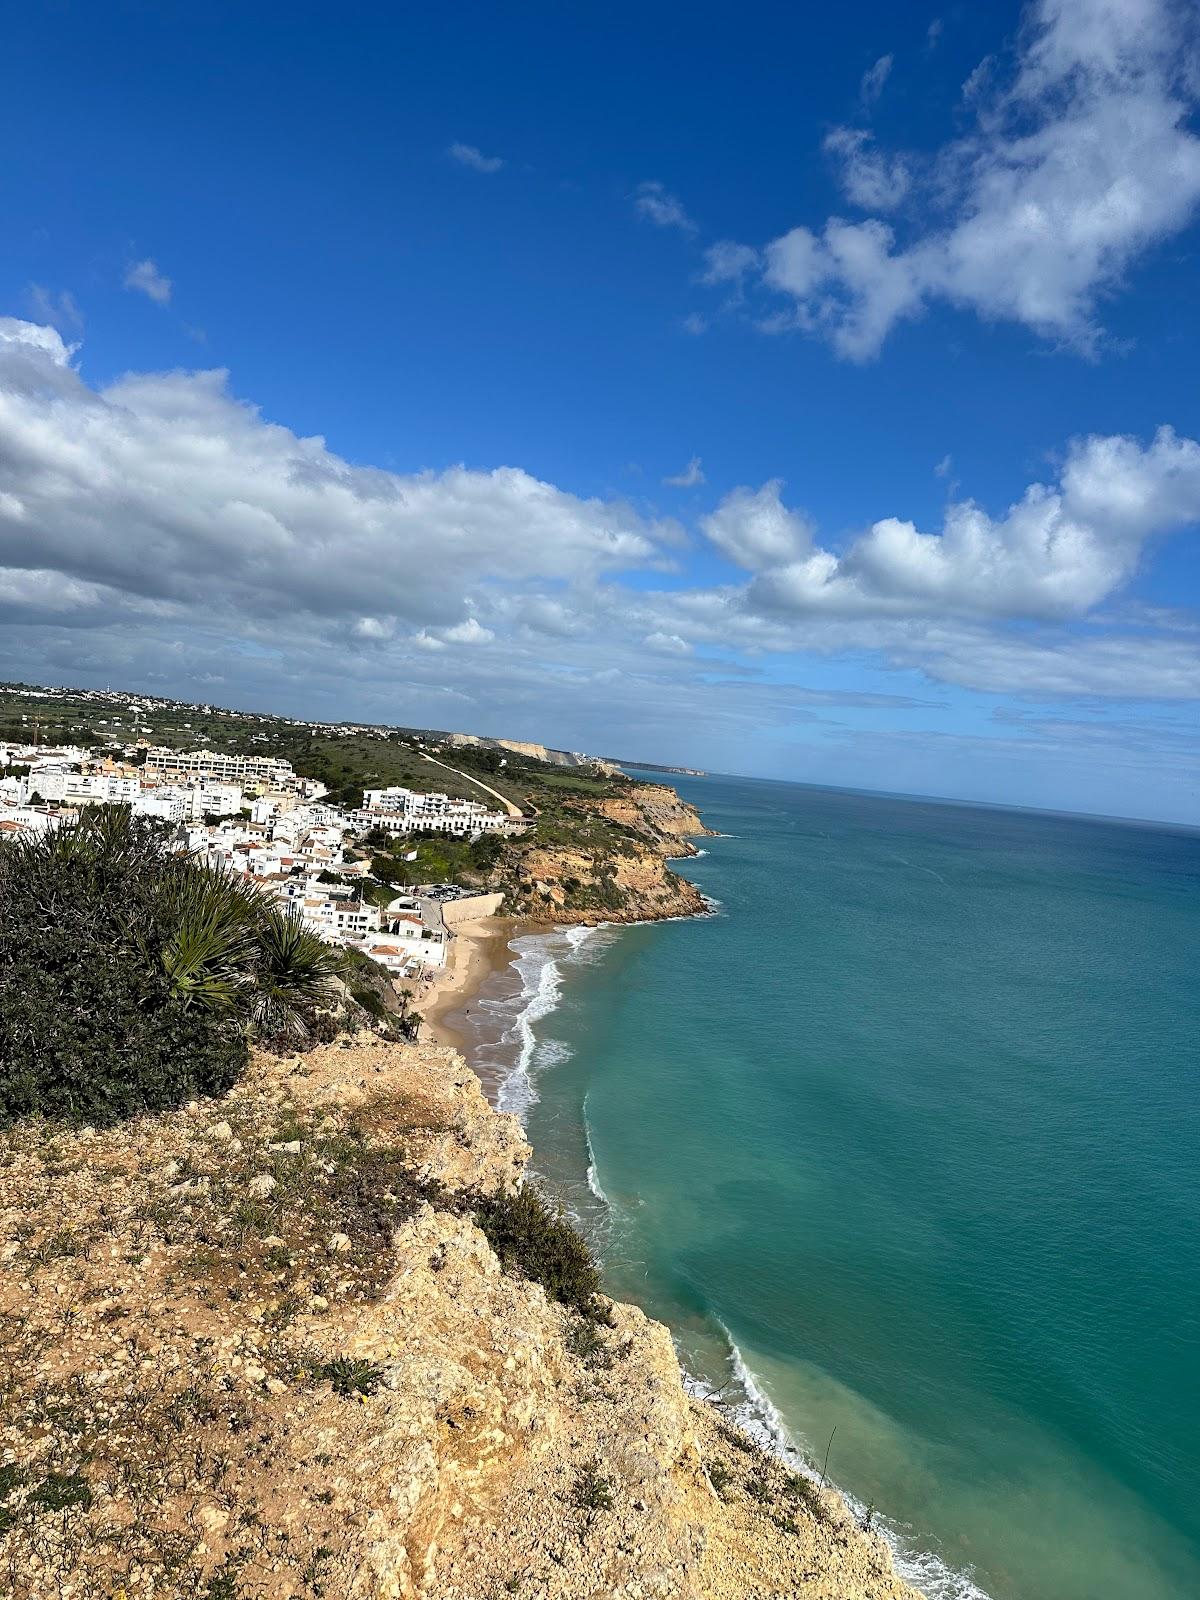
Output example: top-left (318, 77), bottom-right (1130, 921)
top-left (571, 1457), bottom-right (614, 1517)
top-left (310, 1356), bottom-right (385, 1398)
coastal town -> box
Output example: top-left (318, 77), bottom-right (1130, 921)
top-left (0, 728), bottom-right (524, 993)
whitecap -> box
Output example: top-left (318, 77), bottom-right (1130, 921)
top-left (684, 1323), bottom-right (994, 1600)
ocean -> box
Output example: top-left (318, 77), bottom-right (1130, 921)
top-left (448, 774), bottom-right (1200, 1600)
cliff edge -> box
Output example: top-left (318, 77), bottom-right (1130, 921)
top-left (505, 782), bottom-right (713, 925)
top-left (0, 1037), bottom-right (921, 1600)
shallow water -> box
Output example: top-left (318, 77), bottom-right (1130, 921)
top-left (455, 776), bottom-right (1200, 1600)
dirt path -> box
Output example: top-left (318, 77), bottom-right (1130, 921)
top-left (420, 752), bottom-right (526, 817)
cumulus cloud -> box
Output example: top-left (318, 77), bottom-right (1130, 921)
top-left (448, 141), bottom-right (504, 173)
top-left (123, 258), bottom-right (172, 305)
top-left (701, 481), bottom-right (817, 571)
top-left (0, 317), bottom-right (75, 369)
top-left (634, 181), bottom-right (697, 234)
top-left (713, 427), bottom-right (1200, 619)
top-left (0, 319), bottom-right (671, 647)
top-left (753, 0), bottom-right (1200, 358)
top-left (443, 617), bottom-right (495, 644)
top-left (664, 456), bottom-right (705, 488)
top-left (0, 317), bottom-right (1196, 768)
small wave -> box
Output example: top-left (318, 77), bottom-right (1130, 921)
top-left (690, 1324), bottom-right (993, 1600)
top-left (584, 1118), bottom-right (608, 1204)
top-left (889, 851), bottom-right (949, 886)
top-left (494, 934), bottom-right (566, 1117)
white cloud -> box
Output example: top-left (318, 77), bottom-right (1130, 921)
top-left (902, 627), bottom-right (1200, 700)
top-left (0, 319), bottom-right (671, 642)
top-left (644, 631), bottom-right (691, 654)
top-left (664, 456), bottom-right (705, 488)
top-left (823, 129), bottom-right (911, 211)
top-left (1, 316), bottom-right (1196, 771)
top-left (123, 258), bottom-right (172, 306)
top-left (634, 181), bottom-right (697, 234)
top-left (352, 616), bottom-right (394, 639)
top-left (724, 426), bottom-right (1200, 619)
top-left (0, 317), bottom-right (74, 368)
top-left (860, 53), bottom-right (894, 105)
top-left (443, 617), bottom-right (495, 644)
top-left (448, 141), bottom-right (504, 174)
top-left (682, 312), bottom-right (709, 335)
top-left (702, 481), bottom-right (817, 571)
top-left (755, 0), bottom-right (1200, 358)
top-left (701, 240), bottom-right (760, 284)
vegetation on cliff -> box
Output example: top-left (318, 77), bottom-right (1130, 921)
top-left (0, 1036), bottom-right (921, 1600)
top-left (0, 807), bottom-right (344, 1126)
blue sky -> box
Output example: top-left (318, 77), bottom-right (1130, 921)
top-left (1, 0), bottom-right (1199, 822)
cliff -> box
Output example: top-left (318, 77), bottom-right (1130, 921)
top-left (0, 1037), bottom-right (923, 1600)
top-left (504, 781), bottom-right (713, 925)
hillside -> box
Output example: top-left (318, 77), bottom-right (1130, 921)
top-left (0, 1035), bottom-right (922, 1600)
top-left (1, 681), bottom-right (711, 926)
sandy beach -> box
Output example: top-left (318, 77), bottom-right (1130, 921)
top-left (418, 916), bottom-right (520, 1051)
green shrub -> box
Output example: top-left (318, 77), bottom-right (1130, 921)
top-left (473, 1184), bottom-right (602, 1318)
top-left (0, 807), bottom-right (345, 1127)
top-left (571, 1457), bottom-right (614, 1513)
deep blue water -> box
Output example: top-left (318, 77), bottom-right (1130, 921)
top-left (469, 776), bottom-right (1200, 1600)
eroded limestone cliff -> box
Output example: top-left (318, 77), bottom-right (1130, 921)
top-left (0, 1038), bottom-right (922, 1600)
top-left (505, 782), bottom-right (713, 924)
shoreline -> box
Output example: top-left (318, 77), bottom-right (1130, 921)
top-left (418, 914), bottom-right (525, 1052)
top-left (416, 868), bottom-right (977, 1600)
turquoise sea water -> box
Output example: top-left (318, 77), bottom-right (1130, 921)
top-left (461, 776), bottom-right (1200, 1600)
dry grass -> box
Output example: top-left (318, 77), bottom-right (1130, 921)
top-left (0, 1047), bottom-right (454, 1600)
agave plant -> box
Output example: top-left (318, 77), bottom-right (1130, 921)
top-left (246, 903), bottom-right (346, 1041)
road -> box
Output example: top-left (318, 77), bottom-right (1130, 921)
top-left (419, 752), bottom-right (526, 818)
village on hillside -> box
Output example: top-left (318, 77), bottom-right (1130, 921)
top-left (0, 728), bottom-right (527, 988)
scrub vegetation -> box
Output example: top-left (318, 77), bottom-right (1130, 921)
top-left (0, 807), bottom-right (344, 1126)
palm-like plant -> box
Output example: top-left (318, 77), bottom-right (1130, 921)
top-left (246, 904), bottom-right (346, 1041)
top-left (159, 865), bottom-right (261, 1014)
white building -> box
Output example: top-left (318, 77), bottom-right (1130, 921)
top-left (35, 772), bottom-right (142, 805)
top-left (300, 896), bottom-right (382, 941)
top-left (144, 746), bottom-right (298, 789)
top-left (356, 785), bottom-right (513, 836)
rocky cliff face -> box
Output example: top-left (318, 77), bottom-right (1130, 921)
top-left (593, 783), bottom-right (714, 845)
top-left (506, 782), bottom-right (713, 925)
top-left (0, 1038), bottom-right (922, 1600)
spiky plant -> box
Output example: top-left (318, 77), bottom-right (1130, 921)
top-left (247, 904), bottom-right (345, 1042)
top-left (159, 864), bottom-right (262, 1014)
top-left (0, 806), bottom-right (347, 1125)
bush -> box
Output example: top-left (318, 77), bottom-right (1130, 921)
top-left (0, 807), bottom-right (345, 1126)
top-left (473, 1184), bottom-right (602, 1318)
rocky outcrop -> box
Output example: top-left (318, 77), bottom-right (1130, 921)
top-left (0, 1039), bottom-right (922, 1600)
top-left (593, 783), bottom-right (714, 847)
top-left (506, 781), bottom-right (713, 925)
